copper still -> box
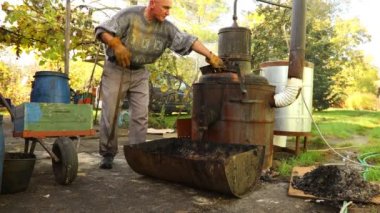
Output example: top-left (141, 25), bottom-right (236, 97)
top-left (192, 0), bottom-right (306, 169)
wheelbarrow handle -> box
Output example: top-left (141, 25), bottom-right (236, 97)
top-left (0, 92), bottom-right (15, 121)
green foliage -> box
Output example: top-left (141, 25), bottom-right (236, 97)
top-left (245, 0), bottom-right (374, 110)
top-left (68, 60), bottom-right (103, 92)
top-left (0, 61), bottom-right (32, 105)
top-left (244, 5), bottom-right (291, 72)
top-left (172, 0), bottom-right (227, 42)
top-left (148, 112), bottom-right (190, 129)
top-left (345, 92), bottom-right (377, 111)
top-left (0, 0), bottom-right (96, 66)
top-left (148, 110), bottom-right (169, 129)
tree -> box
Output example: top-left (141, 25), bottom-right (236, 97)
top-left (244, 5), bottom-right (291, 73)
top-left (0, 0), bottom-right (97, 68)
top-left (244, 0), bottom-right (374, 110)
top-left (171, 0), bottom-right (228, 42)
top-left (0, 61), bottom-right (32, 105)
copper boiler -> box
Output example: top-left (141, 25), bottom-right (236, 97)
top-left (191, 0), bottom-right (306, 169)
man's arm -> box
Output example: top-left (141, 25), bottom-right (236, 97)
top-left (98, 32), bottom-right (131, 68)
top-left (99, 32), bottom-right (115, 45)
top-left (191, 40), bottom-right (224, 68)
top-left (191, 40), bottom-right (213, 58)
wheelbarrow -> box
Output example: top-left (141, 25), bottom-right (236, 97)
top-left (11, 102), bottom-right (95, 185)
top-left (124, 138), bottom-right (265, 197)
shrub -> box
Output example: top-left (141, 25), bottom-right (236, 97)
top-left (344, 92), bottom-right (377, 110)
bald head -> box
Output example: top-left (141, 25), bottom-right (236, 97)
top-left (146, 0), bottom-right (173, 22)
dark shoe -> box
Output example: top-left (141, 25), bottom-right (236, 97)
top-left (99, 156), bottom-right (114, 169)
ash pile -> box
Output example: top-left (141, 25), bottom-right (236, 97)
top-left (292, 165), bottom-right (380, 203)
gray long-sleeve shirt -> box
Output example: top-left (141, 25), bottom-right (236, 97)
top-left (95, 6), bottom-right (197, 67)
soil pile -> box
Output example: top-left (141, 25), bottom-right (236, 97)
top-left (292, 165), bottom-right (380, 203)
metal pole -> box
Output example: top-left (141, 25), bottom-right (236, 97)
top-left (288, 0), bottom-right (306, 79)
top-left (232, 0), bottom-right (238, 27)
top-left (64, 0), bottom-right (71, 75)
top-left (256, 0), bottom-right (292, 9)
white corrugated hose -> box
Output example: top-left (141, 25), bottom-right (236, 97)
top-left (274, 77), bottom-right (303, 108)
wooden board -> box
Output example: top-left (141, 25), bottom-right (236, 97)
top-left (13, 102), bottom-right (93, 133)
top-left (288, 166), bottom-right (380, 204)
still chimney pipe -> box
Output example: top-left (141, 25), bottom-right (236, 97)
top-left (288, 0), bottom-right (306, 79)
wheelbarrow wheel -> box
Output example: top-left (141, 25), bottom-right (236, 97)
top-left (52, 137), bottom-right (78, 185)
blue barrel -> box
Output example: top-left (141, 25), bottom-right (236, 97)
top-left (0, 115), bottom-right (5, 191)
top-left (30, 71), bottom-right (70, 103)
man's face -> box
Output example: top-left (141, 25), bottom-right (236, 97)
top-left (152, 0), bottom-right (172, 22)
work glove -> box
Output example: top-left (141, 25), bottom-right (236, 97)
top-left (108, 37), bottom-right (131, 68)
top-left (206, 52), bottom-right (224, 69)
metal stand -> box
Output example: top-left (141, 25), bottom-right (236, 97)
top-left (273, 131), bottom-right (311, 155)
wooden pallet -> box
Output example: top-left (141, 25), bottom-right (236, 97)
top-left (288, 166), bottom-right (380, 204)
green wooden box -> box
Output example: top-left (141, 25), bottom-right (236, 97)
top-left (14, 103), bottom-right (93, 133)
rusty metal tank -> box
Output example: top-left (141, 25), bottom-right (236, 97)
top-left (191, 68), bottom-right (275, 169)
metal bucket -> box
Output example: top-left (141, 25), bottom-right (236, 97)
top-left (31, 71), bottom-right (70, 103)
top-left (124, 138), bottom-right (264, 197)
top-left (1, 153), bottom-right (36, 194)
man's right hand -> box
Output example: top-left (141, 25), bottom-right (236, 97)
top-left (206, 52), bottom-right (224, 69)
top-left (108, 37), bottom-right (131, 68)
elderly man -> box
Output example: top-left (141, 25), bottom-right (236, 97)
top-left (95, 0), bottom-right (224, 169)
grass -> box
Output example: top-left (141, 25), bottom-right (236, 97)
top-left (309, 109), bottom-right (380, 150)
top-left (312, 109), bottom-right (380, 139)
top-left (358, 145), bottom-right (380, 181)
top-left (149, 112), bottom-right (190, 129)
top-left (365, 168), bottom-right (380, 182)
top-left (278, 151), bottom-right (325, 177)
top-left (279, 109), bottom-right (380, 180)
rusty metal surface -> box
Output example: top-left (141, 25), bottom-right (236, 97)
top-left (176, 118), bottom-right (191, 139)
top-left (191, 81), bottom-right (275, 169)
top-left (123, 138), bottom-right (264, 197)
top-left (218, 26), bottom-right (251, 75)
top-left (218, 27), bottom-right (251, 61)
top-left (288, 0), bottom-right (306, 79)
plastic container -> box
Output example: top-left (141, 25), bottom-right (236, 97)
top-left (1, 153), bottom-right (36, 194)
top-left (30, 71), bottom-right (70, 103)
top-left (260, 60), bottom-right (314, 133)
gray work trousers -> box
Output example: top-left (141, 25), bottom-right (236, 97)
top-left (99, 61), bottom-right (149, 157)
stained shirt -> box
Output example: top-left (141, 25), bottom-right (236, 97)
top-left (95, 6), bottom-right (197, 67)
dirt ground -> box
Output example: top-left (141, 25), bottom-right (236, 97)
top-left (0, 115), bottom-right (377, 213)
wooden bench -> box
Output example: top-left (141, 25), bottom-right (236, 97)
top-left (273, 131), bottom-right (312, 155)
